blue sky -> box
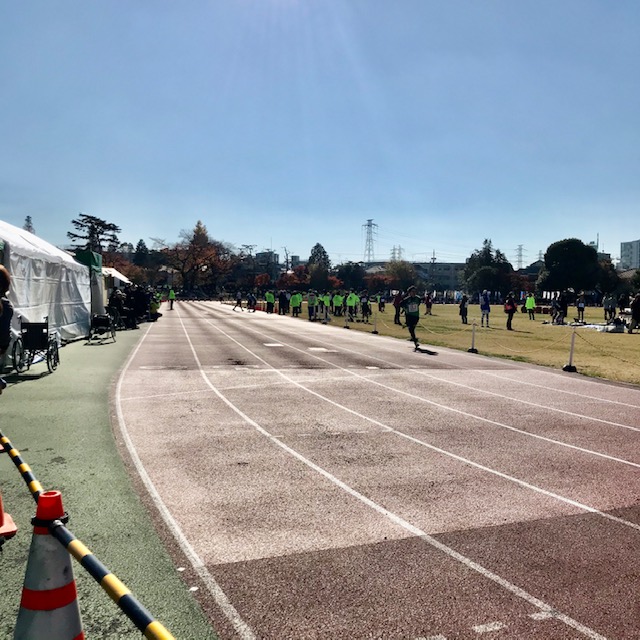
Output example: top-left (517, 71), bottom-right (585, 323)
top-left (1, 1), bottom-right (638, 266)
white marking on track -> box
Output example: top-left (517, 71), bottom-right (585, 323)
top-left (200, 314), bottom-right (640, 532)
top-left (264, 343), bottom-right (283, 347)
top-left (413, 370), bottom-right (640, 434)
top-left (177, 312), bottom-right (607, 640)
top-left (115, 324), bottom-right (257, 640)
top-left (486, 370), bottom-right (640, 407)
top-left (473, 621), bottom-right (506, 633)
top-left (225, 320), bottom-right (640, 470)
top-left (529, 610), bottom-right (555, 620)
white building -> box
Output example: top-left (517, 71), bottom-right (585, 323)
top-left (619, 240), bottom-right (640, 270)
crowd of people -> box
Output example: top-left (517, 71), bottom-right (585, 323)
top-left (107, 284), bottom-right (167, 330)
top-left (227, 286), bottom-right (640, 337)
top-left (231, 289), bottom-right (389, 324)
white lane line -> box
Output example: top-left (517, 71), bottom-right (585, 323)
top-left (263, 342), bottom-right (283, 347)
top-left (412, 369), bottom-right (640, 434)
top-left (222, 321), bottom-right (640, 470)
top-left (340, 335), bottom-right (640, 431)
top-left (247, 317), bottom-right (640, 429)
top-left (174, 312), bottom-right (607, 640)
top-left (529, 610), bottom-right (555, 620)
top-left (198, 318), bottom-right (640, 531)
top-left (473, 621), bottom-right (506, 633)
top-left (351, 373), bottom-right (640, 467)
top-left (115, 323), bottom-right (257, 640)
top-left (484, 370), bottom-right (640, 409)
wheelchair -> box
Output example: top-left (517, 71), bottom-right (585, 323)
top-left (86, 312), bottom-right (117, 344)
top-left (12, 316), bottom-right (60, 373)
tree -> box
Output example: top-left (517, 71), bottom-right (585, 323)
top-left (364, 273), bottom-right (391, 293)
top-left (385, 260), bottom-right (417, 291)
top-left (463, 239), bottom-right (514, 295)
top-left (309, 263), bottom-right (330, 290)
top-left (255, 273), bottom-right (271, 291)
top-left (308, 243), bottom-right (331, 271)
top-left (133, 239), bottom-right (149, 267)
top-left (336, 262), bottom-right (365, 291)
top-left (537, 238), bottom-right (600, 293)
top-left (67, 213), bottom-right (121, 253)
top-left (23, 216), bottom-right (35, 234)
top-left (165, 221), bottom-right (237, 293)
top-left (597, 259), bottom-right (620, 294)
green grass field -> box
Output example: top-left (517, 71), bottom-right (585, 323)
top-left (322, 303), bottom-right (640, 386)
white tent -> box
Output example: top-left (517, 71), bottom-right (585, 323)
top-left (103, 266), bottom-right (131, 306)
top-left (0, 220), bottom-right (91, 341)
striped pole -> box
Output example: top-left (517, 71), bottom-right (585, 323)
top-left (50, 524), bottom-right (174, 640)
top-left (2, 431), bottom-right (175, 639)
top-left (14, 491), bottom-right (84, 640)
top-left (0, 434), bottom-right (44, 502)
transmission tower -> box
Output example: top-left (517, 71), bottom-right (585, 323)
top-left (515, 244), bottom-right (526, 270)
top-left (363, 219), bottom-right (378, 264)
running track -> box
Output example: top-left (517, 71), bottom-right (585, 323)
top-left (115, 301), bottom-right (640, 639)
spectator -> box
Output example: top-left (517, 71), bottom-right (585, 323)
top-left (459, 294), bottom-right (468, 324)
top-left (504, 292), bottom-right (517, 331)
top-left (0, 266), bottom-right (13, 394)
top-left (628, 293), bottom-right (640, 334)
top-left (480, 290), bottom-right (491, 328)
top-left (576, 292), bottom-right (586, 322)
top-left (393, 291), bottom-right (404, 325)
top-left (525, 292), bottom-right (536, 320)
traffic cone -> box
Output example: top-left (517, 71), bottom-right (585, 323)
top-left (14, 490), bottom-right (84, 640)
top-left (0, 489), bottom-right (17, 543)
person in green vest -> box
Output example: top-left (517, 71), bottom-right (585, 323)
top-left (291, 291), bottom-right (302, 317)
top-left (168, 287), bottom-right (176, 310)
top-left (265, 290), bottom-right (275, 314)
top-left (332, 292), bottom-right (343, 316)
top-left (307, 290), bottom-right (318, 321)
top-left (346, 290), bottom-right (359, 322)
top-left (321, 291), bottom-right (331, 323)
top-left (401, 285), bottom-right (422, 350)
top-left (525, 292), bottom-right (536, 320)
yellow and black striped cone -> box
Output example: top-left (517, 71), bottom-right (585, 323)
top-left (14, 490), bottom-right (84, 640)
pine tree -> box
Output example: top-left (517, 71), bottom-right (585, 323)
top-left (67, 213), bottom-right (121, 253)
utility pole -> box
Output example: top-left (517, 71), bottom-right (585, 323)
top-left (282, 246), bottom-right (290, 271)
top-left (363, 218), bottom-right (378, 264)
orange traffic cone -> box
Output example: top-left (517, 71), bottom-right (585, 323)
top-left (14, 490), bottom-right (84, 640)
top-left (0, 489), bottom-right (17, 543)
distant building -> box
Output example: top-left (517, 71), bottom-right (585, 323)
top-left (414, 262), bottom-right (466, 290)
top-left (619, 240), bottom-right (640, 271)
top-left (359, 260), bottom-right (465, 291)
top-left (255, 250), bottom-right (281, 281)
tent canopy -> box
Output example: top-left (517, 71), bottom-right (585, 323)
top-left (0, 220), bottom-right (91, 341)
top-left (103, 267), bottom-right (131, 284)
